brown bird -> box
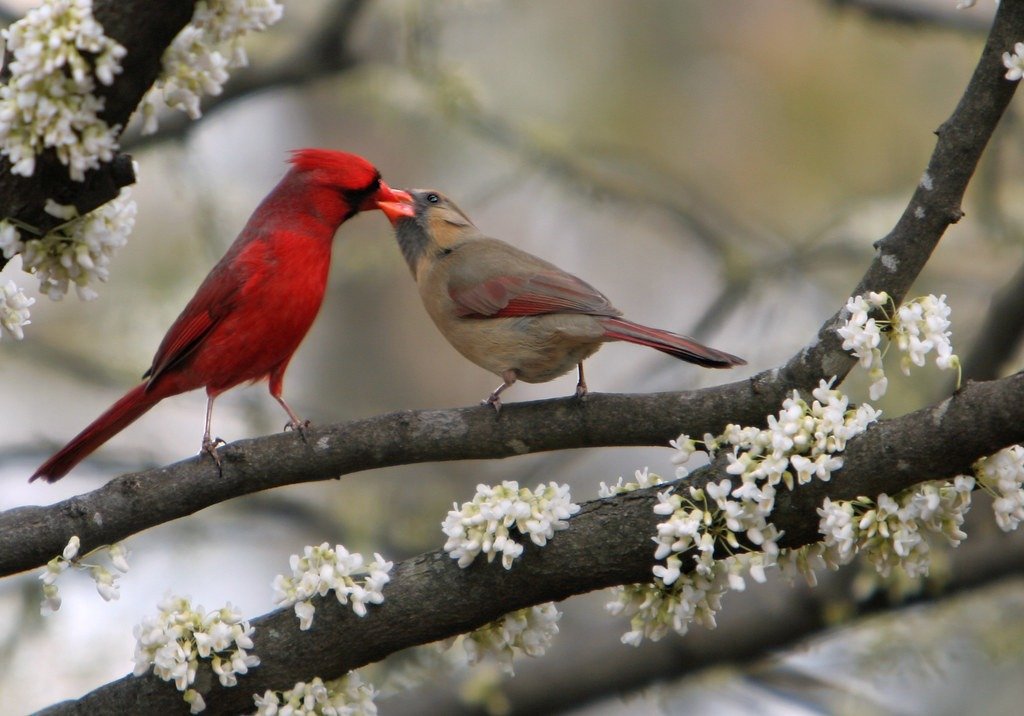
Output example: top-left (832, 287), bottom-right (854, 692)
top-left (378, 190), bottom-right (745, 411)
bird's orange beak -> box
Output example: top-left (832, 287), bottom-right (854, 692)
top-left (376, 184), bottom-right (416, 224)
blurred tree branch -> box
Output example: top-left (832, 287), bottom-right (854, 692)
top-left (36, 370), bottom-right (1024, 715)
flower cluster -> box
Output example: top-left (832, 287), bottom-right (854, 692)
top-left (607, 380), bottom-right (879, 645)
top-left (838, 292), bottom-right (959, 400)
top-left (598, 467), bottom-right (665, 497)
top-left (133, 595), bottom-right (259, 713)
top-left (817, 476), bottom-right (974, 578)
top-left (0, 0), bottom-right (125, 180)
top-left (714, 378), bottom-right (880, 491)
top-left (974, 445), bottom-right (1024, 531)
top-left (38, 535), bottom-right (129, 615)
top-left (252, 673), bottom-right (378, 716)
top-left (141, 0), bottom-right (283, 133)
top-left (449, 603), bottom-right (562, 676)
top-left (607, 567), bottom-right (729, 646)
top-left (442, 481), bottom-right (580, 569)
top-left (272, 543), bottom-right (392, 631)
top-left (1, 278), bottom-right (34, 340)
top-left (8, 189), bottom-right (136, 301)
top-left (1004, 42), bottom-right (1024, 81)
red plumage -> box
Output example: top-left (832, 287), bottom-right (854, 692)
top-left (32, 149), bottom-right (402, 483)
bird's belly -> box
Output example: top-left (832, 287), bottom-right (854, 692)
top-left (441, 315), bottom-right (604, 384)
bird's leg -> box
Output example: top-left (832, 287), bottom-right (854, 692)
top-left (201, 395), bottom-right (225, 470)
top-left (575, 362), bottom-right (588, 399)
top-left (275, 395), bottom-right (311, 443)
top-left (483, 369), bottom-right (518, 414)
top-left (270, 368), bottom-right (310, 442)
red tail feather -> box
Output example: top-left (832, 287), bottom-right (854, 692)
top-left (30, 384), bottom-right (165, 483)
top-left (599, 317), bottom-right (745, 368)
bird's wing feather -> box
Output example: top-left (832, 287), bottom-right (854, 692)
top-left (143, 255), bottom-right (248, 385)
top-left (450, 269), bottom-right (620, 318)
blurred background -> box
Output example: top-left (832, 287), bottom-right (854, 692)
top-left (3, 0), bottom-right (1024, 713)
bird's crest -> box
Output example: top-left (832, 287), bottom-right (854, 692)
top-left (289, 148), bottom-right (379, 190)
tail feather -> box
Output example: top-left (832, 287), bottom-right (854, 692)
top-left (30, 383), bottom-right (163, 483)
top-left (600, 317), bottom-right (745, 368)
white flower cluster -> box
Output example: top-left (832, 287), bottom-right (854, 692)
top-left (6, 189), bottom-right (136, 301)
top-left (133, 595), bottom-right (259, 713)
top-left (141, 0), bottom-right (283, 133)
top-left (974, 445), bottom-right (1024, 531)
top-left (272, 543), bottom-right (392, 631)
top-left (607, 381), bottom-right (879, 645)
top-left (606, 567), bottom-right (729, 646)
top-left (38, 535), bottom-right (129, 615)
top-left (1004, 42), bottom-right (1024, 81)
top-left (252, 673), bottom-right (378, 716)
top-left (598, 467), bottom-right (665, 497)
top-left (817, 476), bottom-right (974, 579)
top-left (838, 292), bottom-right (959, 400)
top-left (442, 481), bottom-right (580, 569)
top-left (0, 0), bottom-right (125, 180)
top-left (449, 603), bottom-right (562, 676)
top-left (0, 278), bottom-right (34, 340)
top-left (717, 378), bottom-right (880, 491)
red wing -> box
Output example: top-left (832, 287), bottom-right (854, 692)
top-left (143, 263), bottom-right (245, 385)
top-left (451, 270), bottom-right (620, 318)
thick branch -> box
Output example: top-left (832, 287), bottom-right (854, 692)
top-left (0, 0), bottom-right (196, 272)
top-left (39, 370), bottom-right (1024, 716)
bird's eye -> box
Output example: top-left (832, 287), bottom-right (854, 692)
top-left (426, 193), bottom-right (440, 204)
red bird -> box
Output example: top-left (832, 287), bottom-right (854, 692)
top-left (32, 149), bottom-right (407, 482)
top-left (378, 190), bottom-right (745, 411)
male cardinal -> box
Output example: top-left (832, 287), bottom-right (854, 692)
top-left (378, 190), bottom-right (745, 411)
top-left (31, 149), bottom-right (408, 482)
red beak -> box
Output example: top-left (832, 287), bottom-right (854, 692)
top-left (376, 183), bottom-right (416, 223)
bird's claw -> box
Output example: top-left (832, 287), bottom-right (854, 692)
top-left (482, 395), bottom-right (503, 414)
top-left (202, 437), bottom-right (226, 473)
top-left (575, 383), bottom-right (588, 399)
top-left (284, 419), bottom-right (313, 444)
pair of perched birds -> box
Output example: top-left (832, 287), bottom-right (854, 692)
top-left (31, 149), bottom-right (744, 483)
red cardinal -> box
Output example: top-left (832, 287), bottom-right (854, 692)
top-left (378, 190), bottom-right (745, 411)
top-left (31, 149), bottom-right (408, 482)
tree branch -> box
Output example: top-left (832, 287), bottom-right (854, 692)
top-left (0, 0), bottom-right (197, 273)
top-left (37, 370), bottom-right (1024, 716)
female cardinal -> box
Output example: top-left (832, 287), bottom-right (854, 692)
top-left (377, 190), bottom-right (745, 411)
top-left (31, 149), bottom-right (409, 482)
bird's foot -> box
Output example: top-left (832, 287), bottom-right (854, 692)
top-left (481, 394), bottom-right (503, 415)
top-left (575, 382), bottom-right (589, 399)
top-left (202, 436), bottom-right (226, 473)
top-left (284, 419), bottom-right (313, 444)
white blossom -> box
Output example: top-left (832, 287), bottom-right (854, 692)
top-left (134, 595), bottom-right (259, 711)
top-left (1, 279), bottom-right (34, 339)
top-left (447, 603), bottom-right (561, 675)
top-left (1004, 42), bottom-right (1024, 81)
top-left (19, 188), bottom-right (135, 300)
top-left (598, 467), bottom-right (665, 497)
top-left (37, 536), bottom-right (129, 615)
top-left (0, 0), bottom-right (125, 180)
top-left (272, 543), bottom-right (392, 630)
top-left (442, 481), bottom-right (580, 569)
top-left (839, 292), bottom-right (960, 399)
top-left (251, 672), bottom-right (378, 716)
top-left (142, 0), bottom-right (283, 134)
top-left (974, 445), bottom-right (1024, 531)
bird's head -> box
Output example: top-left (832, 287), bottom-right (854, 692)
top-left (287, 148), bottom-right (411, 220)
top-left (378, 189), bottom-right (477, 275)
